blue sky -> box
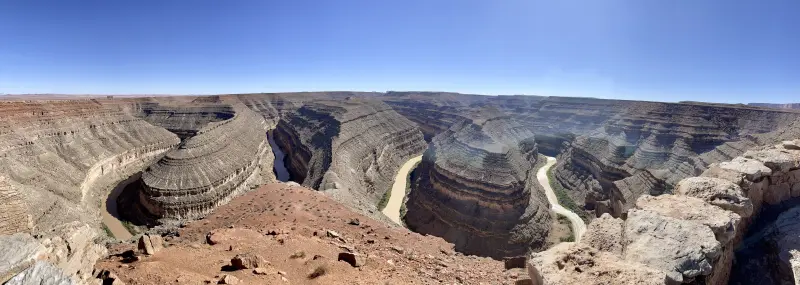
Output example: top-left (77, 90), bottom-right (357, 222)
top-left (0, 0), bottom-right (797, 103)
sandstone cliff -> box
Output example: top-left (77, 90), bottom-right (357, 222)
top-left (273, 98), bottom-right (427, 217)
top-left (404, 115), bottom-right (551, 258)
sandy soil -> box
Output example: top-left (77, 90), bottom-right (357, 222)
top-left (101, 174), bottom-right (137, 240)
top-left (97, 183), bottom-right (527, 284)
top-left (537, 156), bottom-right (587, 241)
top-left (381, 155), bottom-right (423, 225)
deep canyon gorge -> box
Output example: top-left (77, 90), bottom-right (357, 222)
top-left (2, 92), bottom-right (800, 284)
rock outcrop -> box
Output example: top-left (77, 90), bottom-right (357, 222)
top-left (273, 98), bottom-right (427, 216)
top-left (527, 139), bottom-right (800, 284)
top-left (404, 114), bottom-right (551, 258)
top-left (139, 103), bottom-right (275, 221)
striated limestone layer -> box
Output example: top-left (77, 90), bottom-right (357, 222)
top-left (139, 103), bottom-right (275, 221)
top-left (126, 97), bottom-right (235, 140)
top-left (379, 92), bottom-right (800, 222)
top-left (527, 139), bottom-right (800, 285)
top-left (404, 115), bottom-right (551, 258)
top-left (273, 98), bottom-right (427, 216)
top-left (0, 99), bottom-right (179, 233)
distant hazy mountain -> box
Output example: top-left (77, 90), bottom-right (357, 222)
top-left (748, 103), bottom-right (800, 109)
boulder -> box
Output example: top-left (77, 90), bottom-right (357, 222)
top-left (635, 195), bottom-right (740, 244)
top-left (623, 209), bottom-right (721, 284)
top-left (218, 274), bottom-right (240, 284)
top-left (231, 253), bottom-right (267, 269)
top-left (527, 243), bottom-right (667, 285)
top-left (4, 261), bottom-right (73, 285)
top-left (137, 234), bottom-right (164, 255)
top-left (675, 176), bottom-right (753, 218)
top-left (338, 252), bottom-right (367, 267)
top-left (0, 233), bottom-right (45, 283)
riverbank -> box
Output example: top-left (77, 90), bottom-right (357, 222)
top-left (381, 155), bottom-right (423, 225)
top-left (101, 174), bottom-right (140, 240)
top-left (536, 156), bottom-right (587, 241)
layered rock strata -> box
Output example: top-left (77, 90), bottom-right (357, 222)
top-left (273, 98), bottom-right (427, 216)
top-left (0, 100), bottom-right (179, 233)
top-left (404, 115), bottom-right (551, 258)
top-left (379, 92), bottom-right (800, 222)
top-left (527, 139), bottom-right (800, 284)
top-left (127, 99), bottom-right (235, 139)
top-left (139, 103), bottom-right (275, 221)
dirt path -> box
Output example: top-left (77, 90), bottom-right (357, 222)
top-left (101, 174), bottom-right (138, 240)
top-left (537, 156), bottom-right (587, 241)
top-left (382, 155), bottom-right (423, 225)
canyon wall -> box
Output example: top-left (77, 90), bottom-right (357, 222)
top-left (527, 139), bottom-right (800, 285)
top-left (139, 103), bottom-right (275, 221)
top-left (273, 98), bottom-right (427, 217)
top-left (379, 92), bottom-right (800, 222)
top-left (0, 99), bottom-right (180, 284)
top-left (404, 114), bottom-right (551, 258)
top-left (749, 103), bottom-right (800, 110)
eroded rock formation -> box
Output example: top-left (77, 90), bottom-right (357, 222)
top-left (273, 98), bottom-right (427, 216)
top-left (139, 103), bottom-right (275, 221)
top-left (527, 139), bottom-right (800, 284)
top-left (404, 114), bottom-right (551, 258)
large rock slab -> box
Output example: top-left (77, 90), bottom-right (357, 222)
top-left (623, 209), bottom-right (721, 284)
top-left (0, 233), bottom-right (45, 283)
top-left (4, 261), bottom-right (74, 285)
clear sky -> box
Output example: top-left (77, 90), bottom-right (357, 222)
top-left (0, 0), bottom-right (797, 103)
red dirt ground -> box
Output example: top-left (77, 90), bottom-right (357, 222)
top-left (97, 183), bottom-right (528, 284)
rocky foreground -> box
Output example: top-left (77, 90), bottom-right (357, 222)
top-left (528, 139), bottom-right (800, 284)
top-left (94, 183), bottom-right (517, 285)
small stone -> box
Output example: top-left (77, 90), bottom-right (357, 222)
top-left (218, 274), bottom-right (239, 284)
top-left (278, 271), bottom-right (287, 276)
top-left (366, 239), bottom-right (375, 244)
top-left (338, 252), bottom-right (367, 267)
top-left (348, 218), bottom-right (361, 226)
top-left (387, 259), bottom-right (395, 266)
top-left (253, 268), bottom-right (269, 275)
top-left (326, 230), bottom-right (340, 238)
top-left (390, 246), bottom-right (404, 254)
top-left (281, 276), bottom-right (289, 282)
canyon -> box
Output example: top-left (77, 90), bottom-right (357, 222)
top-left (1, 92), bottom-right (800, 284)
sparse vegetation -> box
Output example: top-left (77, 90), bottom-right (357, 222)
top-left (290, 250), bottom-right (307, 259)
top-left (121, 221), bottom-right (139, 235)
top-left (377, 189), bottom-right (391, 211)
top-left (557, 214), bottom-right (575, 242)
top-left (307, 265), bottom-right (328, 279)
top-left (547, 166), bottom-right (591, 223)
top-left (102, 223), bottom-right (114, 238)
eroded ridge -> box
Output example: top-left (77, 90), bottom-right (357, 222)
top-left (527, 139), bottom-right (800, 285)
top-left (0, 100), bottom-right (179, 233)
top-left (405, 115), bottom-right (551, 258)
top-left (139, 103), bottom-right (275, 221)
top-left (273, 98), bottom-right (427, 215)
